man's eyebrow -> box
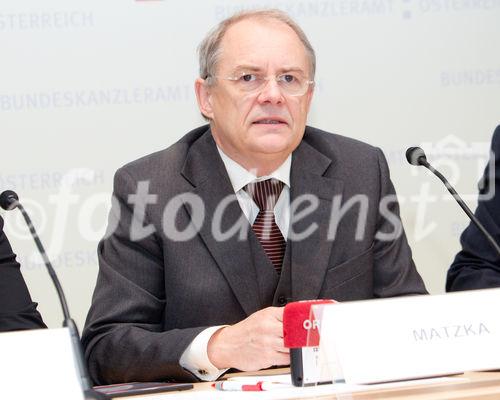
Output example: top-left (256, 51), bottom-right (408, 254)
top-left (232, 65), bottom-right (262, 73)
top-left (276, 66), bottom-right (306, 73)
top-left (230, 65), bottom-right (307, 74)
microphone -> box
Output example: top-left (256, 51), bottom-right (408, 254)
top-left (283, 299), bottom-right (336, 386)
top-left (0, 190), bottom-right (105, 400)
top-left (283, 299), bottom-right (335, 348)
top-left (0, 190), bottom-right (19, 211)
top-left (405, 146), bottom-right (427, 166)
top-left (405, 147), bottom-right (500, 257)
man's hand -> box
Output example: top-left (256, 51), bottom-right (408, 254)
top-left (207, 307), bottom-right (289, 371)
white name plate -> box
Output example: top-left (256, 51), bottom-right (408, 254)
top-left (0, 328), bottom-right (84, 400)
top-left (315, 288), bottom-right (500, 384)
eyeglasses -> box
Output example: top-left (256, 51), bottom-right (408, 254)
top-left (207, 72), bottom-right (314, 97)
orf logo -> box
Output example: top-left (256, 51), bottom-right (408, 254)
top-left (303, 319), bottom-right (320, 331)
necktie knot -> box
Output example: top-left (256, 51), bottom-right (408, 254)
top-left (244, 179), bottom-right (284, 211)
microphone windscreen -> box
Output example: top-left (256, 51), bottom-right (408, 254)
top-left (0, 190), bottom-right (19, 211)
top-left (405, 147), bottom-right (427, 166)
top-left (283, 299), bottom-right (335, 348)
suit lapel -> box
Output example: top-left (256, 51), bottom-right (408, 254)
top-left (180, 130), bottom-right (263, 316)
top-left (289, 138), bottom-right (344, 300)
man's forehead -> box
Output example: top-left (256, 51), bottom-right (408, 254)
top-left (218, 18), bottom-right (309, 70)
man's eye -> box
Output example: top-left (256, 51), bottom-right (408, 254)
top-left (282, 74), bottom-right (296, 83)
top-left (240, 74), bottom-right (256, 82)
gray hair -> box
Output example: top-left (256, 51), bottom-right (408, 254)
top-left (198, 9), bottom-right (316, 81)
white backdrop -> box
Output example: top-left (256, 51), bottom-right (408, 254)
top-left (1, 0), bottom-right (499, 329)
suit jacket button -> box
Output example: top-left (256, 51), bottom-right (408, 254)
top-left (278, 296), bottom-right (287, 306)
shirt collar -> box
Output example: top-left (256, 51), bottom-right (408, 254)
top-left (216, 145), bottom-right (291, 193)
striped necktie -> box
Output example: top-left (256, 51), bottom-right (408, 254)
top-left (244, 179), bottom-right (286, 275)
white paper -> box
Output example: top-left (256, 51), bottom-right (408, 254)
top-left (227, 374), bottom-right (291, 384)
top-left (0, 328), bottom-right (84, 400)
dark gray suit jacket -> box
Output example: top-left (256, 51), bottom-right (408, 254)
top-left (82, 125), bottom-right (426, 384)
top-left (0, 216), bottom-right (46, 332)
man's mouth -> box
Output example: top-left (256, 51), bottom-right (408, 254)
top-left (252, 118), bottom-right (287, 125)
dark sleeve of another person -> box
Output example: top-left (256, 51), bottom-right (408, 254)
top-left (446, 125), bottom-right (500, 291)
top-left (0, 215), bottom-right (46, 331)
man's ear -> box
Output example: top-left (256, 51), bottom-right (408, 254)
top-left (195, 78), bottom-right (214, 120)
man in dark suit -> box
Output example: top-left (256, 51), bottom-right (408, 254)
top-left (447, 125), bottom-right (500, 291)
top-left (82, 9), bottom-right (426, 384)
top-left (0, 215), bottom-right (46, 331)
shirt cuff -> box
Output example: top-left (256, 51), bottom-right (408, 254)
top-left (179, 325), bottom-right (229, 381)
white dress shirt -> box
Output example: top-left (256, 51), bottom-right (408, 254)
top-left (179, 146), bottom-right (292, 380)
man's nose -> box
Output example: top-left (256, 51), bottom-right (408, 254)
top-left (257, 78), bottom-right (284, 105)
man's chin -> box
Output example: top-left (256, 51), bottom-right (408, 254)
top-left (252, 136), bottom-right (297, 156)
top-left (247, 124), bottom-right (303, 154)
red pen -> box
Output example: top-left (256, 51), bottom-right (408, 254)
top-left (213, 381), bottom-right (289, 391)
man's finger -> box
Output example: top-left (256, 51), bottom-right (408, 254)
top-left (270, 337), bottom-right (289, 353)
top-left (277, 347), bottom-right (290, 354)
top-left (273, 352), bottom-right (291, 367)
top-left (271, 307), bottom-right (284, 322)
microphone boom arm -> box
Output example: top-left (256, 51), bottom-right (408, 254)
top-left (415, 154), bottom-right (500, 257)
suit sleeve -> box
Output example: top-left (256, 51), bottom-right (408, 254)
top-left (0, 216), bottom-right (46, 332)
top-left (447, 126), bottom-right (500, 291)
top-left (82, 167), bottom-right (207, 385)
top-left (372, 148), bottom-right (428, 297)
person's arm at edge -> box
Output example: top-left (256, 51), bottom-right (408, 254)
top-left (0, 215), bottom-right (46, 332)
top-left (447, 125), bottom-right (500, 291)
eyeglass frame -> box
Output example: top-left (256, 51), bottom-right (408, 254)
top-left (204, 71), bottom-right (315, 97)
